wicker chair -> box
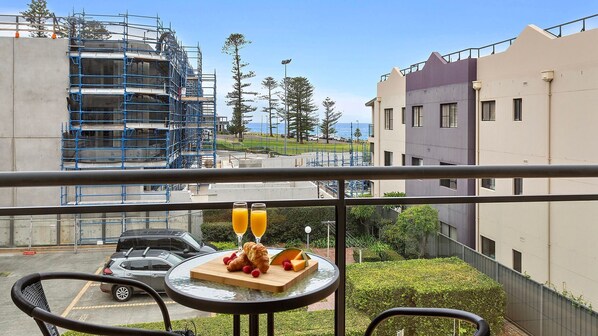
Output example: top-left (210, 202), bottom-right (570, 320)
top-left (364, 307), bottom-right (490, 336)
top-left (11, 272), bottom-right (188, 336)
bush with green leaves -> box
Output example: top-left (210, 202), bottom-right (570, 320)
top-left (382, 205), bottom-right (439, 258)
top-left (202, 222), bottom-right (236, 243)
top-left (347, 257), bottom-right (506, 335)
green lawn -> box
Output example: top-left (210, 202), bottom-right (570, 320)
top-left (217, 134), bottom-right (356, 155)
top-left (63, 308), bottom-right (370, 336)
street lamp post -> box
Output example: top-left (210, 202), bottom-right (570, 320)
top-left (281, 59), bottom-right (292, 155)
top-left (305, 226), bottom-right (311, 250)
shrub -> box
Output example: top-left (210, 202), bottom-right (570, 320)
top-left (202, 222), bottom-right (236, 243)
top-left (210, 241), bottom-right (236, 250)
top-left (379, 249), bottom-right (404, 261)
top-left (353, 248), bottom-right (381, 263)
top-left (347, 257), bottom-right (506, 335)
top-left (312, 237), bottom-right (335, 248)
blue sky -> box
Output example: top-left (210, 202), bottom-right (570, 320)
top-left (4, 1), bottom-right (598, 123)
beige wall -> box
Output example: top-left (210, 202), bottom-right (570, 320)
top-left (477, 25), bottom-right (598, 306)
top-left (370, 68), bottom-right (406, 197)
top-left (0, 37), bottom-right (69, 207)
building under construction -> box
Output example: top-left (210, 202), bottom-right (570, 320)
top-left (0, 12), bottom-right (216, 245)
top-left (61, 13), bottom-right (216, 207)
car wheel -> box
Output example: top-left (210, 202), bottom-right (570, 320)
top-left (112, 285), bottom-right (132, 302)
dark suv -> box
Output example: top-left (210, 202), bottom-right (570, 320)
top-left (101, 248), bottom-right (183, 301)
top-left (116, 228), bottom-right (216, 259)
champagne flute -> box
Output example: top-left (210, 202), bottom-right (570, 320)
top-left (232, 202), bottom-right (248, 251)
top-left (250, 203), bottom-right (267, 244)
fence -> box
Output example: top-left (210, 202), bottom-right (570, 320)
top-left (430, 234), bottom-right (598, 336)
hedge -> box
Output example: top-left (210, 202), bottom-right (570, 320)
top-left (63, 308), bottom-right (371, 336)
top-left (202, 207), bottom-right (335, 246)
top-left (347, 257), bottom-right (506, 336)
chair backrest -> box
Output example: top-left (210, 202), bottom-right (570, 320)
top-left (12, 272), bottom-right (180, 336)
top-left (363, 307), bottom-right (490, 336)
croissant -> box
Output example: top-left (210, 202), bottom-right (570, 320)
top-left (226, 253), bottom-right (252, 272)
top-left (243, 242), bottom-right (270, 273)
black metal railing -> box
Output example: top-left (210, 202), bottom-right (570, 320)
top-left (379, 13), bottom-right (598, 81)
top-left (3, 165), bottom-right (598, 335)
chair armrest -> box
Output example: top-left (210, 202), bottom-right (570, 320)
top-left (363, 307), bottom-right (490, 336)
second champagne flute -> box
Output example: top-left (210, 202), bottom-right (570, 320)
top-left (232, 202), bottom-right (248, 251)
top-left (250, 203), bottom-right (267, 244)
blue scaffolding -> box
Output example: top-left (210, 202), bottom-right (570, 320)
top-left (60, 12), bottom-right (216, 243)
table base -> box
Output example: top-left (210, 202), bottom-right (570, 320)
top-left (233, 313), bottom-right (274, 336)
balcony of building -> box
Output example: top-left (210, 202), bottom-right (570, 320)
top-left (2, 166), bottom-right (598, 335)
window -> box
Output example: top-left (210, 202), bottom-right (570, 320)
top-left (439, 162), bottom-right (457, 189)
top-left (440, 103), bottom-right (458, 128)
top-left (481, 178), bottom-right (495, 190)
top-left (411, 157), bottom-right (422, 166)
top-left (440, 221), bottom-right (458, 240)
top-left (384, 151), bottom-right (393, 166)
top-left (151, 260), bottom-right (172, 272)
top-left (514, 178), bottom-right (523, 195)
top-left (128, 260), bottom-right (151, 271)
top-left (384, 108), bottom-right (393, 130)
top-left (481, 101), bottom-right (495, 121)
top-left (412, 106), bottom-right (423, 127)
top-left (481, 236), bottom-right (496, 259)
top-left (513, 250), bottom-right (522, 273)
top-left (401, 107), bottom-right (405, 124)
top-left (513, 98), bottom-right (522, 121)
top-left (401, 154), bottom-right (406, 166)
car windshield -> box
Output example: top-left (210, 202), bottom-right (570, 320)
top-left (182, 233), bottom-right (202, 250)
top-left (164, 253), bottom-right (184, 265)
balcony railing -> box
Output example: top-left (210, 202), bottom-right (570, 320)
top-left (2, 165), bottom-right (598, 335)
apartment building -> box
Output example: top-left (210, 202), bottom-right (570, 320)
top-left (368, 15), bottom-right (598, 305)
top-left (405, 53), bottom-right (477, 248)
top-left (366, 67), bottom-right (406, 197)
top-left (476, 24), bottom-right (598, 305)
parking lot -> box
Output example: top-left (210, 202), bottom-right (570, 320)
top-left (0, 247), bottom-right (209, 335)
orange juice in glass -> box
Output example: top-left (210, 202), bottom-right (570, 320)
top-left (232, 202), bottom-right (248, 251)
top-left (250, 203), bottom-right (267, 244)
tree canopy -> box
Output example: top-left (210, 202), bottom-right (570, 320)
top-left (260, 77), bottom-right (279, 137)
top-left (383, 205), bottom-right (439, 258)
top-left (287, 77), bottom-right (317, 143)
top-left (320, 97), bottom-right (342, 143)
top-left (21, 0), bottom-right (52, 37)
top-left (222, 33), bottom-right (257, 141)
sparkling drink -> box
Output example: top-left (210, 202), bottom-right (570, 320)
top-left (250, 203), bottom-right (267, 244)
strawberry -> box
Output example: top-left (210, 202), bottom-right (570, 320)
top-left (230, 252), bottom-right (237, 259)
top-left (242, 265), bottom-right (252, 274)
top-left (283, 262), bottom-right (293, 271)
top-left (251, 269), bottom-right (260, 278)
top-left (223, 257), bottom-right (230, 265)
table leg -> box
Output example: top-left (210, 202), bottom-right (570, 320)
top-left (233, 314), bottom-right (240, 336)
top-left (249, 314), bottom-right (259, 336)
top-left (267, 313), bottom-right (274, 336)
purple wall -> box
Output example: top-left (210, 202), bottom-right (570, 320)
top-left (405, 53), bottom-right (477, 248)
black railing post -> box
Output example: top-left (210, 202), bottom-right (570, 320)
top-left (335, 179), bottom-right (346, 335)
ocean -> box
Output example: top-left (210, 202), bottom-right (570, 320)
top-left (245, 122), bottom-right (370, 140)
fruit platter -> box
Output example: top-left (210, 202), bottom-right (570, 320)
top-left (190, 243), bottom-right (318, 293)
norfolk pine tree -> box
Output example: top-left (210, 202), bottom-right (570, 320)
top-left (260, 77), bottom-right (279, 137)
top-left (21, 0), bottom-right (52, 37)
top-left (287, 77), bottom-right (317, 143)
top-left (320, 97), bottom-right (342, 143)
top-left (222, 33), bottom-right (257, 141)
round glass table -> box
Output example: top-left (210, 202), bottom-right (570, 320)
top-left (165, 249), bottom-right (339, 336)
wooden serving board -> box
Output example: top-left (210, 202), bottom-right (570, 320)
top-left (190, 257), bottom-right (318, 293)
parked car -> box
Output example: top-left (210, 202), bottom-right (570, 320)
top-left (101, 248), bottom-right (183, 301)
top-left (116, 228), bottom-right (216, 259)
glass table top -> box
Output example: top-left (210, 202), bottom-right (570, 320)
top-left (165, 249), bottom-right (339, 314)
